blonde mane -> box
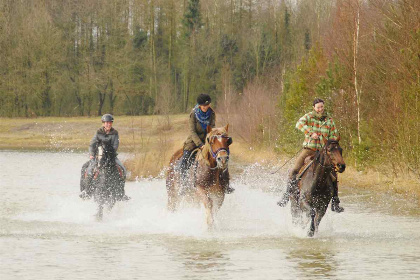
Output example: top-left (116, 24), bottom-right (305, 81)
top-left (197, 127), bottom-right (228, 165)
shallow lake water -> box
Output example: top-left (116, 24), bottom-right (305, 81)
top-left (1, 151), bottom-right (419, 280)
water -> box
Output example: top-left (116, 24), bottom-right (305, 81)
top-left (1, 151), bottom-right (419, 280)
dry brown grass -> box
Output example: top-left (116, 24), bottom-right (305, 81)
top-left (1, 115), bottom-right (419, 203)
top-left (340, 167), bottom-right (420, 203)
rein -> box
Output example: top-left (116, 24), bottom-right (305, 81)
top-left (204, 134), bottom-right (230, 171)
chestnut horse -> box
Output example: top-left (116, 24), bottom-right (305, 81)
top-left (166, 124), bottom-right (232, 227)
top-left (290, 140), bottom-right (346, 237)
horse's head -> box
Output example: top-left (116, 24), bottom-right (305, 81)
top-left (97, 141), bottom-right (116, 169)
top-left (204, 124), bottom-right (232, 170)
top-left (322, 140), bottom-right (346, 173)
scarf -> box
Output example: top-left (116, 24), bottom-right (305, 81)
top-left (194, 104), bottom-right (212, 131)
top-left (312, 110), bottom-right (328, 122)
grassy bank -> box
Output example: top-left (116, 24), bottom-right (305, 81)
top-left (1, 116), bottom-right (419, 203)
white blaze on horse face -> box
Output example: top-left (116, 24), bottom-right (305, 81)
top-left (97, 146), bottom-right (103, 166)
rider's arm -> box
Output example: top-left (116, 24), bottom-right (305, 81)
top-left (112, 132), bottom-right (120, 152)
top-left (189, 111), bottom-right (204, 147)
top-left (296, 113), bottom-right (313, 136)
top-left (328, 118), bottom-right (340, 141)
top-left (210, 110), bottom-right (216, 128)
top-left (89, 132), bottom-right (99, 157)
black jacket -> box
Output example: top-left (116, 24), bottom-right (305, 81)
top-left (89, 127), bottom-right (119, 156)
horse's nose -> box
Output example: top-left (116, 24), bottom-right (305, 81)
top-left (217, 155), bottom-right (229, 166)
top-left (337, 163), bottom-right (346, 172)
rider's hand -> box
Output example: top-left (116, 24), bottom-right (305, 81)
top-left (311, 133), bottom-right (319, 140)
top-left (89, 155), bottom-right (94, 159)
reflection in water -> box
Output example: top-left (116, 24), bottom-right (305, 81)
top-left (2, 151), bottom-right (420, 280)
top-left (182, 249), bottom-right (228, 273)
top-left (286, 240), bottom-right (338, 279)
top-left (165, 239), bottom-right (230, 276)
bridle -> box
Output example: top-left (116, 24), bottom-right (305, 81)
top-left (209, 135), bottom-right (231, 159)
top-left (206, 134), bottom-right (231, 170)
top-left (314, 141), bottom-right (342, 171)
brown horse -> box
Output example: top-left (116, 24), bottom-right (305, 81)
top-left (166, 124), bottom-right (232, 227)
top-left (290, 140), bottom-right (346, 237)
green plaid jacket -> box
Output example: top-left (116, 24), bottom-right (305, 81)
top-left (296, 111), bottom-right (340, 150)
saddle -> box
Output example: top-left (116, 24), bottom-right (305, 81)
top-left (296, 154), bottom-right (337, 183)
top-left (296, 155), bottom-right (316, 180)
top-left (83, 162), bottom-right (125, 180)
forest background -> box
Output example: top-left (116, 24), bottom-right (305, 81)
top-left (0, 0), bottom-right (419, 185)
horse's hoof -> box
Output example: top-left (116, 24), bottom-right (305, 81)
top-left (277, 200), bottom-right (288, 207)
top-left (331, 204), bottom-right (344, 213)
top-left (79, 191), bottom-right (91, 200)
top-left (308, 230), bottom-right (315, 237)
top-left (121, 195), bottom-right (131, 201)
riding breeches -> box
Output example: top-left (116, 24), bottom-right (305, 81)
top-left (289, 148), bottom-right (316, 180)
top-left (180, 150), bottom-right (197, 176)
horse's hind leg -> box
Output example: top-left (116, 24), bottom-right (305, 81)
top-left (308, 208), bottom-right (316, 237)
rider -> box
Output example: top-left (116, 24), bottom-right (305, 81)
top-left (179, 93), bottom-right (234, 194)
top-left (80, 114), bottom-right (130, 200)
top-left (277, 98), bottom-right (344, 212)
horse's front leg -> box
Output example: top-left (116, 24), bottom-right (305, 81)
top-left (308, 208), bottom-right (316, 237)
top-left (196, 186), bottom-right (214, 228)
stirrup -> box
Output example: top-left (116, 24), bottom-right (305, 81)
top-left (331, 197), bottom-right (344, 213)
top-left (79, 190), bottom-right (91, 200)
top-left (277, 193), bottom-right (289, 207)
top-left (225, 186), bottom-right (235, 194)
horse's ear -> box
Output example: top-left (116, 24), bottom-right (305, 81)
top-left (225, 124), bottom-right (229, 132)
top-left (206, 125), bottom-right (212, 134)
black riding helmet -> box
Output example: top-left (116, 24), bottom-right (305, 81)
top-left (197, 94), bottom-right (211, 106)
top-left (101, 114), bottom-right (114, 122)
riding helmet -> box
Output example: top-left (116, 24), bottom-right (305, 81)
top-left (197, 94), bottom-right (211, 106)
top-left (101, 114), bottom-right (114, 122)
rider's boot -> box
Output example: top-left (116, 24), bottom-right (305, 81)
top-left (221, 170), bottom-right (235, 194)
top-left (178, 150), bottom-right (192, 195)
top-left (331, 181), bottom-right (344, 213)
top-left (277, 176), bottom-right (297, 207)
top-left (224, 185), bottom-right (235, 194)
top-left (80, 176), bottom-right (93, 200)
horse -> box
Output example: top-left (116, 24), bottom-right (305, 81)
top-left (80, 141), bottom-right (125, 221)
top-left (166, 124), bottom-right (232, 228)
top-left (290, 140), bottom-right (346, 237)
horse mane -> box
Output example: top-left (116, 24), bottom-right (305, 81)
top-left (197, 127), bottom-right (228, 166)
top-left (327, 139), bottom-right (339, 145)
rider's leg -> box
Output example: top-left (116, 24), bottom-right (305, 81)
top-left (277, 148), bottom-right (315, 207)
top-left (115, 157), bottom-right (130, 201)
top-left (331, 179), bottom-right (344, 213)
top-left (220, 169), bottom-right (235, 194)
top-left (80, 159), bottom-right (96, 199)
top-left (277, 172), bottom-right (298, 207)
top-left (178, 150), bottom-right (193, 194)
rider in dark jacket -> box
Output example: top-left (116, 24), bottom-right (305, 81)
top-left (80, 114), bottom-right (129, 200)
top-left (179, 94), bottom-right (234, 194)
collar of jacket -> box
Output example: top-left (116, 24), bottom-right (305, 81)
top-left (310, 110), bottom-right (329, 121)
top-left (97, 127), bottom-right (117, 135)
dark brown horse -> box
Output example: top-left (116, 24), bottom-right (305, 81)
top-left (166, 124), bottom-right (232, 227)
top-left (290, 140), bottom-right (346, 237)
